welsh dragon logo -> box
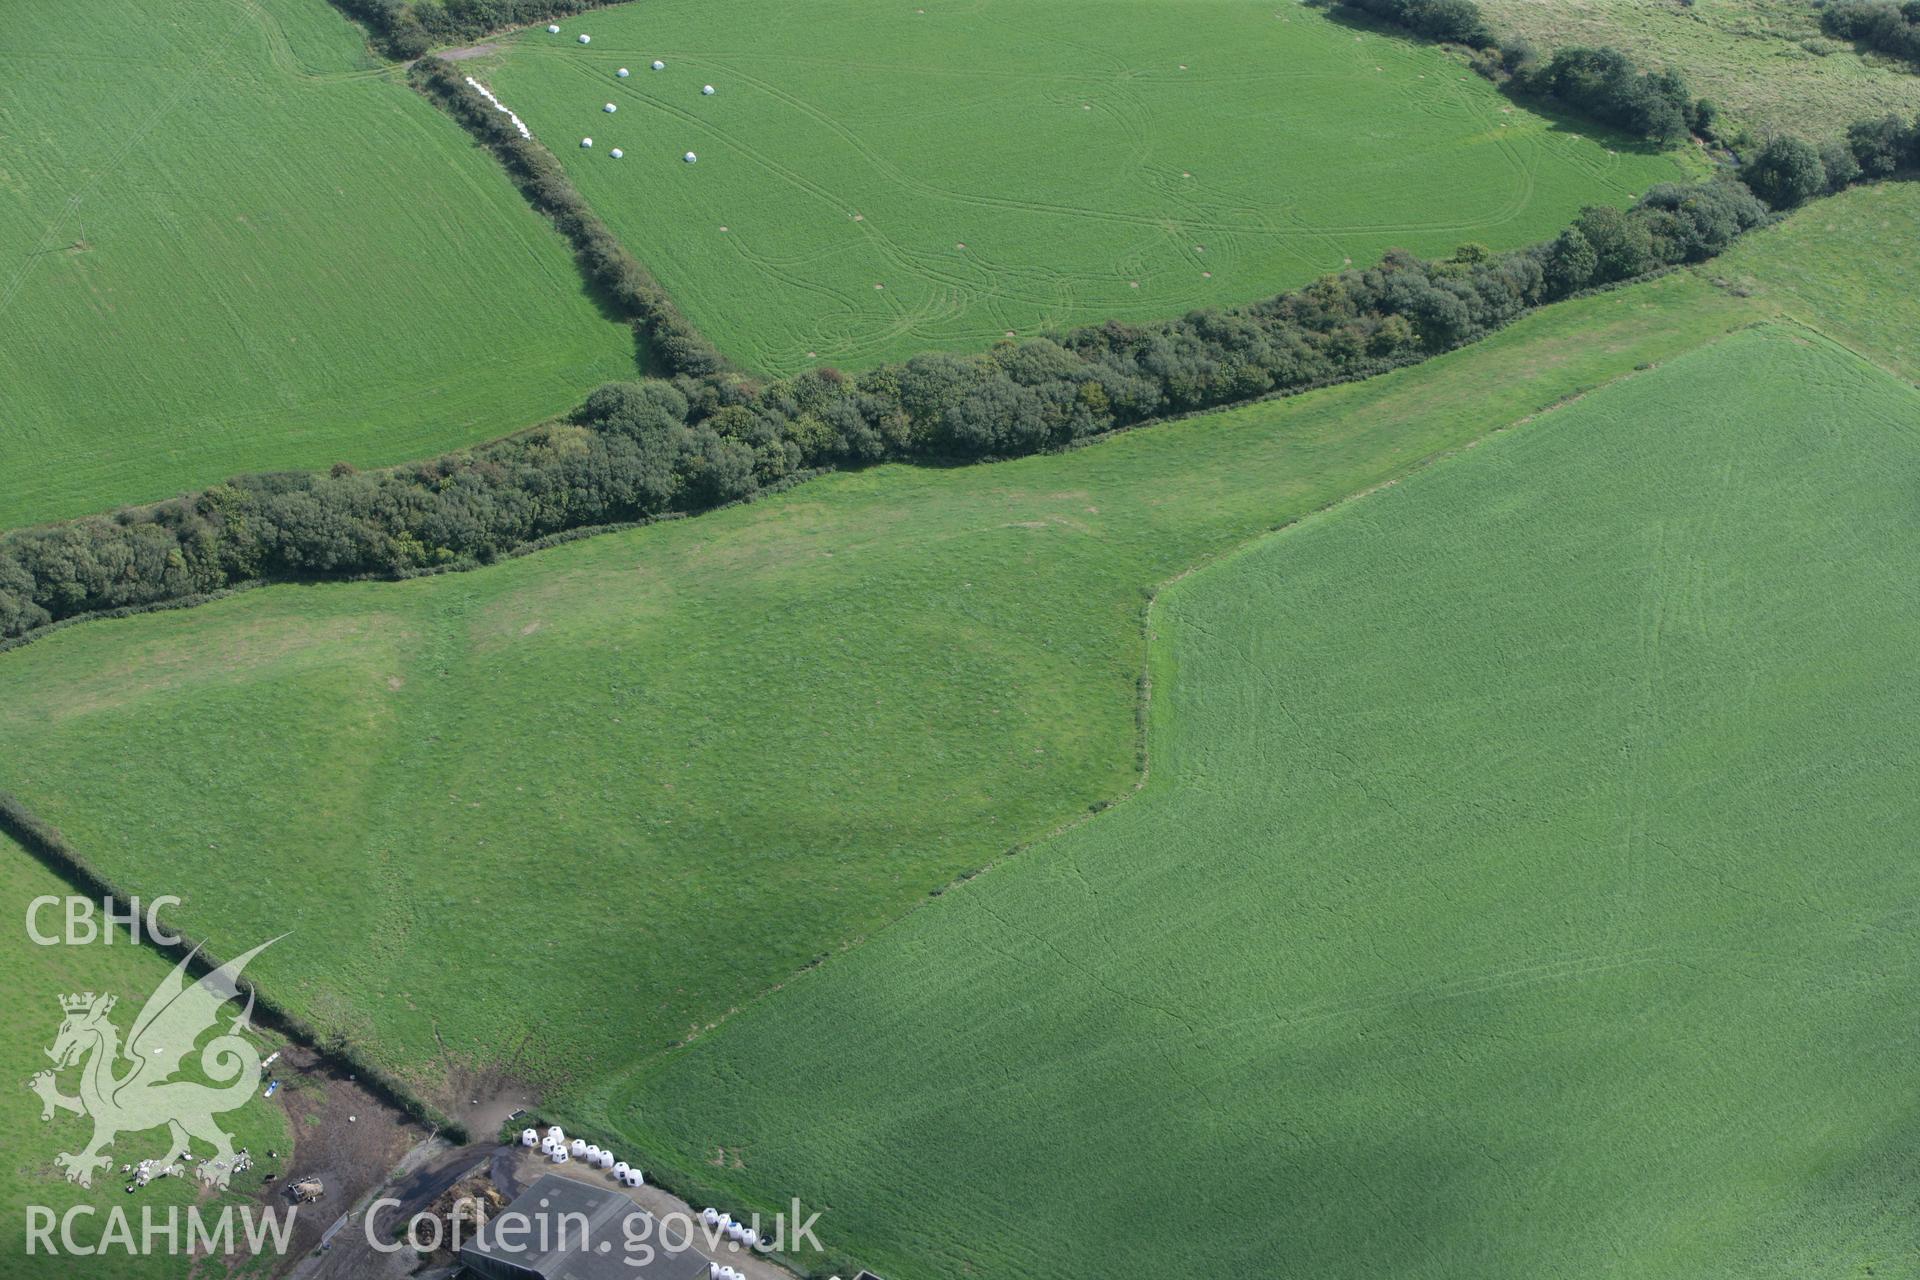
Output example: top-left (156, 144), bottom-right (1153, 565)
top-left (28, 938), bottom-right (278, 1189)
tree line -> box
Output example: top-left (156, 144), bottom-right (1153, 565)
top-left (1822, 1), bottom-right (1920, 67)
top-left (5, 15), bottom-right (1915, 645)
top-left (1739, 112), bottom-right (1920, 206)
top-left (0, 789), bottom-right (469, 1144)
top-left (0, 172), bottom-right (1787, 643)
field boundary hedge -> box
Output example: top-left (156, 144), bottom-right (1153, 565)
top-left (0, 790), bottom-right (469, 1143)
top-left (27, 152), bottom-right (1920, 645)
top-left (411, 58), bottom-right (726, 379)
top-left (6, 0), bottom-right (1916, 649)
top-left (557, 333), bottom-right (1773, 1271)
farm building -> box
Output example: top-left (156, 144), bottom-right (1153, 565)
top-left (458, 1174), bottom-right (707, 1280)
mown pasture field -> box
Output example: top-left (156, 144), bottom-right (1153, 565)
top-left (0, 266), bottom-right (1757, 1098)
top-left (1709, 179), bottom-right (1920, 382)
top-left (1478, 0), bottom-right (1920, 141)
top-left (598, 324), bottom-right (1920, 1280)
top-left (478, 0), bottom-right (1685, 375)
top-left (0, 0), bottom-right (636, 531)
top-left (0, 834), bottom-right (291, 1279)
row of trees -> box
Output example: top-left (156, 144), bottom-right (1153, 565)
top-left (0, 173), bottom-right (1776, 643)
top-left (1740, 112), bottom-right (1920, 206)
top-left (414, 59), bottom-right (725, 378)
top-left (1822, 1), bottom-right (1920, 66)
top-left (330, 0), bottom-right (622, 59)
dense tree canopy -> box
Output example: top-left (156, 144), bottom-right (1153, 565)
top-left (1516, 46), bottom-right (1703, 143)
top-left (1345, 0), bottom-right (1491, 46)
top-left (1822, 1), bottom-right (1920, 66)
top-left (1742, 136), bottom-right (1829, 208)
top-left (331, 0), bottom-right (627, 58)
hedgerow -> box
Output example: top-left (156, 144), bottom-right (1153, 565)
top-left (0, 790), bottom-right (467, 1142)
top-left (412, 59), bottom-right (725, 378)
top-left (5, 9), bottom-right (1914, 647)
top-left (0, 173), bottom-right (1782, 643)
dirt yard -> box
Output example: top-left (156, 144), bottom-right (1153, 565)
top-left (259, 1042), bottom-right (426, 1270)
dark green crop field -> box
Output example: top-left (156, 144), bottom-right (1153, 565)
top-left (0, 115), bottom-right (1915, 1275)
top-left (600, 324), bottom-right (1920, 1280)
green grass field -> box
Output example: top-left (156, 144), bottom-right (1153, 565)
top-left (0, 834), bottom-right (291, 1279)
top-left (0, 268), bottom-right (1755, 1097)
top-left (0, 0), bottom-right (636, 531)
top-left (596, 323), bottom-right (1920, 1280)
top-left (1709, 181), bottom-right (1920, 382)
top-left (476, 0), bottom-right (1685, 375)
top-left (1478, 0), bottom-right (1920, 141)
top-left (0, 186), bottom-right (1911, 1275)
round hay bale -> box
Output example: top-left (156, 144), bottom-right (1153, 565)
top-left (683, 151), bottom-right (698, 163)
top-left (701, 1208), bottom-right (720, 1227)
top-left (581, 137), bottom-right (593, 148)
top-left (651, 60), bottom-right (666, 70)
top-left (617, 67), bottom-right (630, 77)
top-left (547, 24), bottom-right (560, 33)
top-left (578, 33), bottom-right (592, 44)
top-left (604, 102), bottom-right (617, 112)
top-left (610, 148), bottom-right (623, 159)
top-left (702, 84), bottom-right (715, 95)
